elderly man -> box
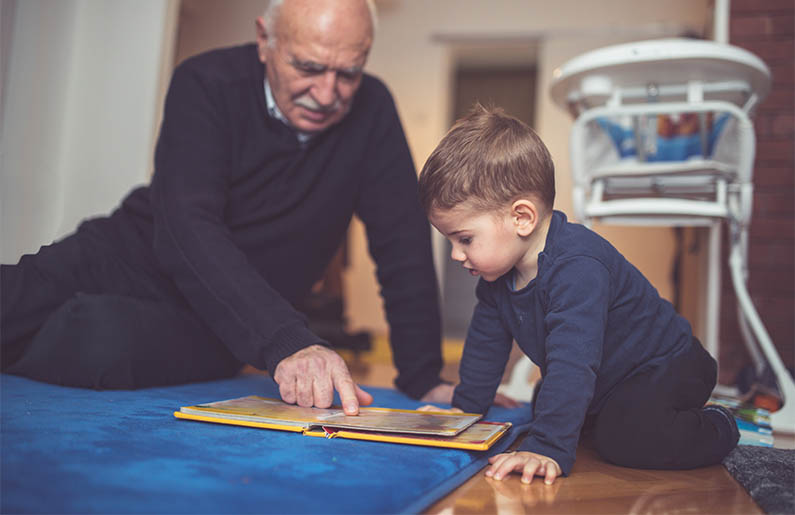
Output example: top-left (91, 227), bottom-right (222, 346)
top-left (1, 0), bottom-right (451, 414)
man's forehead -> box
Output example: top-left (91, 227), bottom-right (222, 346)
top-left (278, 0), bottom-right (373, 57)
top-left (286, 39), bottom-right (370, 68)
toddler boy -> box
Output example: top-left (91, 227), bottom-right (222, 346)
top-left (417, 105), bottom-right (739, 484)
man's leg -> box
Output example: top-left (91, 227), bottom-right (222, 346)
top-left (6, 293), bottom-right (242, 389)
top-left (2, 233), bottom-right (97, 369)
top-left (3, 222), bottom-right (242, 387)
top-left (593, 339), bottom-right (739, 469)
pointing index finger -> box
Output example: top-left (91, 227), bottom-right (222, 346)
top-left (331, 366), bottom-right (359, 415)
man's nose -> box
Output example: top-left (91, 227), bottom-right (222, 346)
top-left (312, 71), bottom-right (338, 107)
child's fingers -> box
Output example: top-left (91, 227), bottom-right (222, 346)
top-left (519, 458), bottom-right (542, 483)
top-left (487, 451), bottom-right (514, 466)
top-left (485, 453), bottom-right (511, 476)
top-left (492, 454), bottom-right (533, 481)
top-left (543, 462), bottom-right (559, 485)
top-left (486, 452), bottom-right (559, 484)
top-left (485, 453), bottom-right (519, 478)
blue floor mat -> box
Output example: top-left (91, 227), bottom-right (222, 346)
top-left (1, 374), bottom-right (533, 514)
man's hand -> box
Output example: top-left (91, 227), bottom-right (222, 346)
top-left (485, 451), bottom-right (562, 485)
top-left (273, 344), bottom-right (373, 415)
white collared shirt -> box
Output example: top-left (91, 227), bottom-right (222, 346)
top-left (264, 79), bottom-right (313, 144)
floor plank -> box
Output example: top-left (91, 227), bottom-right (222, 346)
top-left (423, 444), bottom-right (761, 514)
top-left (337, 337), bottom-right (764, 515)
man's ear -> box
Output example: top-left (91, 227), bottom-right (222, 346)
top-left (511, 199), bottom-right (539, 237)
top-left (255, 16), bottom-right (270, 64)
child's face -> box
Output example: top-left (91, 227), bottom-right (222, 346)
top-left (429, 204), bottom-right (528, 283)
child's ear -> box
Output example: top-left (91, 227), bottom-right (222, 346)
top-left (511, 199), bottom-right (539, 237)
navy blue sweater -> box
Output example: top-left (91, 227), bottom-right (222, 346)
top-left (452, 211), bottom-right (693, 474)
top-left (115, 44), bottom-right (442, 398)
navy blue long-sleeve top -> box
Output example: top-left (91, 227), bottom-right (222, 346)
top-left (115, 44), bottom-right (443, 398)
top-left (452, 211), bottom-right (693, 474)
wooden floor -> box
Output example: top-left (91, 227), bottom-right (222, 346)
top-left (338, 337), bottom-right (779, 515)
top-left (424, 443), bottom-right (760, 514)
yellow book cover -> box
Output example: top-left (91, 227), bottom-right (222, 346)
top-left (303, 421), bottom-right (513, 451)
top-left (174, 395), bottom-right (483, 437)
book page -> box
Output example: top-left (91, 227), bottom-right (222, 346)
top-left (179, 396), bottom-right (481, 436)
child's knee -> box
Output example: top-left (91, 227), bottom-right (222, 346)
top-left (594, 406), bottom-right (734, 470)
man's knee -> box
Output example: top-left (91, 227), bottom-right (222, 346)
top-left (7, 294), bottom-right (141, 388)
top-left (9, 293), bottom-right (241, 389)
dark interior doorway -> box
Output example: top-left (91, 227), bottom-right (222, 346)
top-left (442, 65), bottom-right (537, 339)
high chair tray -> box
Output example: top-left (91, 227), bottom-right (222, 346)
top-left (551, 38), bottom-right (771, 110)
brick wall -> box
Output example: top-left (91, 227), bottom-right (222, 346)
top-left (719, 0), bottom-right (794, 385)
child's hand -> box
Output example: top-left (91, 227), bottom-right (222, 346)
top-left (493, 392), bottom-right (520, 409)
top-left (485, 451), bottom-right (562, 485)
top-left (420, 383), bottom-right (521, 409)
top-left (419, 383), bottom-right (455, 404)
top-left (416, 405), bottom-right (463, 413)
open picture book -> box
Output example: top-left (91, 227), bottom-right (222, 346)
top-left (174, 395), bottom-right (512, 451)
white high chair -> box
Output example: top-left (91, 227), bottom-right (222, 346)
top-left (526, 37), bottom-right (793, 433)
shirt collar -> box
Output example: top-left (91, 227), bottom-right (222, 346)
top-left (264, 78), bottom-right (313, 144)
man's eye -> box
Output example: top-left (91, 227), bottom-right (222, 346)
top-left (297, 66), bottom-right (322, 75)
top-left (338, 70), bottom-right (360, 82)
top-left (290, 60), bottom-right (322, 75)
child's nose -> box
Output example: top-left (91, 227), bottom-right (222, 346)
top-left (450, 246), bottom-right (466, 262)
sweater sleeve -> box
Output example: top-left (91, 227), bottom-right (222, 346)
top-left (150, 60), bottom-right (324, 374)
top-left (517, 256), bottom-right (610, 475)
top-left (452, 280), bottom-right (513, 414)
top-left (354, 84), bottom-right (444, 399)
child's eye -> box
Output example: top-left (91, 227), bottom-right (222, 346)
top-left (459, 237), bottom-right (472, 245)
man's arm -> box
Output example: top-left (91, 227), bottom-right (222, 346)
top-left (149, 57), bottom-right (367, 411)
top-left (354, 81), bottom-right (444, 399)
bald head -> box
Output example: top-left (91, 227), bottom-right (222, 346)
top-left (263, 0), bottom-right (376, 48)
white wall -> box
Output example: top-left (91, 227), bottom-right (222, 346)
top-left (348, 0), bottom-right (711, 334)
top-left (1, 0), bottom-right (178, 263)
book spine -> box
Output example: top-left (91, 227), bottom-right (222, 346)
top-left (734, 419), bottom-right (773, 436)
top-left (738, 429), bottom-right (774, 447)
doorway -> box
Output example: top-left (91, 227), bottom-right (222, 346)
top-left (442, 64), bottom-right (537, 339)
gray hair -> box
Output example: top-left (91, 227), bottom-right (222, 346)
top-left (263, 0), bottom-right (378, 48)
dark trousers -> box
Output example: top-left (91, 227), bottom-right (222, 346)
top-left (588, 339), bottom-right (730, 469)
top-left (1, 223), bottom-right (242, 389)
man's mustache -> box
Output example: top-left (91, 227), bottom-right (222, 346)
top-left (295, 95), bottom-right (341, 113)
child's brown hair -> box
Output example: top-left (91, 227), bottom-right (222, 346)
top-left (418, 104), bottom-right (555, 215)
